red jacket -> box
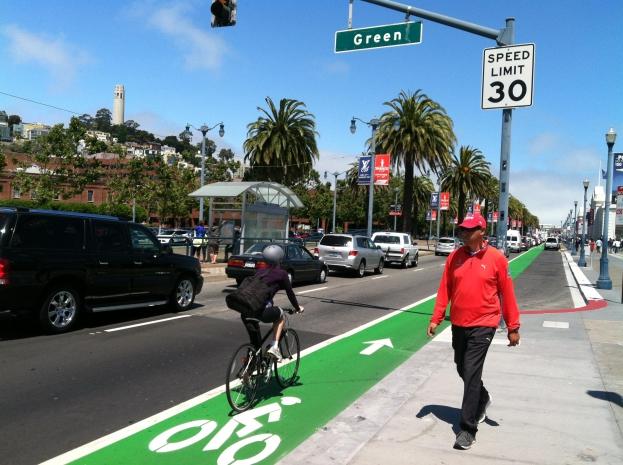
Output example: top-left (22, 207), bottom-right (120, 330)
top-left (431, 244), bottom-right (520, 330)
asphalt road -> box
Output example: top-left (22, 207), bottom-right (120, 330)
top-left (0, 248), bottom-right (571, 465)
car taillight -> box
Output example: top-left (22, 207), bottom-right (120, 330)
top-left (256, 261), bottom-right (270, 269)
top-left (349, 250), bottom-right (358, 257)
top-left (228, 259), bottom-right (244, 268)
top-left (313, 247), bottom-right (319, 255)
top-left (400, 247), bottom-right (405, 254)
top-left (0, 258), bottom-right (9, 285)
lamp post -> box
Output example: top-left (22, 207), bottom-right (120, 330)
top-left (325, 170), bottom-right (346, 233)
top-left (572, 200), bottom-right (578, 255)
top-left (183, 122), bottom-right (225, 222)
top-left (578, 179), bottom-right (590, 267)
top-left (393, 187), bottom-right (400, 231)
top-left (597, 128), bottom-right (617, 288)
top-left (351, 117), bottom-right (380, 238)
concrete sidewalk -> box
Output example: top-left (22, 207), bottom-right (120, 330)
top-left (279, 250), bottom-right (623, 465)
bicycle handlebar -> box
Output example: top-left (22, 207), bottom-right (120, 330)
top-left (283, 307), bottom-right (302, 315)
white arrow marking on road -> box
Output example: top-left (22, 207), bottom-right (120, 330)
top-left (360, 338), bottom-right (393, 356)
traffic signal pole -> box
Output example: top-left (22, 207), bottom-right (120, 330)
top-left (359, 0), bottom-right (516, 252)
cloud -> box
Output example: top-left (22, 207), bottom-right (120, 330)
top-left (142, 2), bottom-right (228, 71)
top-left (511, 169), bottom-right (593, 226)
top-left (528, 133), bottom-right (559, 155)
top-left (2, 24), bottom-right (91, 90)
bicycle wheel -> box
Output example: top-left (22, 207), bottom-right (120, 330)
top-left (226, 344), bottom-right (259, 412)
top-left (275, 329), bottom-right (300, 387)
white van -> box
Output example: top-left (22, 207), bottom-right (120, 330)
top-left (506, 229), bottom-right (522, 253)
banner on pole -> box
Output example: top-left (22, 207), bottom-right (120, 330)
top-left (374, 154), bottom-right (390, 185)
top-left (616, 195), bottom-right (623, 226)
top-left (474, 203), bottom-right (481, 214)
top-left (426, 209), bottom-right (437, 221)
top-left (357, 156), bottom-right (371, 185)
top-left (440, 192), bottom-right (450, 210)
top-left (493, 211), bottom-right (499, 222)
top-left (430, 192), bottom-right (439, 209)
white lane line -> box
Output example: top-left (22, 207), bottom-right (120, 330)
top-left (543, 321), bottom-right (569, 329)
top-left (562, 252), bottom-right (585, 308)
top-left (104, 315), bottom-right (192, 333)
top-left (41, 294), bottom-right (437, 465)
top-left (410, 268), bottom-right (425, 272)
top-left (297, 286), bottom-right (328, 294)
top-left (371, 275), bottom-right (389, 280)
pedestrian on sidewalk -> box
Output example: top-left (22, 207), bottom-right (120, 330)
top-left (596, 238), bottom-right (602, 254)
top-left (614, 238), bottom-right (620, 254)
top-left (208, 225), bottom-right (220, 264)
top-left (426, 212), bottom-right (520, 451)
top-left (608, 238), bottom-right (613, 253)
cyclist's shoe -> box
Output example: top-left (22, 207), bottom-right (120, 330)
top-left (267, 345), bottom-right (282, 362)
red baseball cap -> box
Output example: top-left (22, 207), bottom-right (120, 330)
top-left (458, 213), bottom-right (486, 229)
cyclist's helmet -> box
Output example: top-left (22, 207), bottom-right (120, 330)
top-left (262, 244), bottom-right (285, 265)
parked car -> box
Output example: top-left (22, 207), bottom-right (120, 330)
top-left (544, 237), bottom-right (560, 251)
top-left (0, 208), bottom-right (203, 333)
top-left (435, 237), bottom-right (461, 256)
top-left (315, 234), bottom-right (385, 277)
top-left (305, 231), bottom-right (324, 243)
top-left (487, 236), bottom-right (510, 258)
top-left (157, 228), bottom-right (192, 246)
top-left (371, 231), bottom-right (419, 267)
top-left (226, 242), bottom-right (328, 286)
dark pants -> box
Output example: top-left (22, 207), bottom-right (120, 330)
top-left (241, 306), bottom-right (282, 349)
top-left (452, 325), bottom-right (495, 435)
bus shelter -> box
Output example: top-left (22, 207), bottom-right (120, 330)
top-left (189, 181), bottom-right (304, 254)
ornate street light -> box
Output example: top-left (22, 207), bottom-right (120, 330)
top-left (184, 122), bottom-right (225, 222)
top-left (578, 179), bottom-right (590, 267)
top-left (596, 128), bottom-right (617, 288)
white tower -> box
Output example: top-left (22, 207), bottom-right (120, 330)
top-left (112, 84), bottom-right (125, 125)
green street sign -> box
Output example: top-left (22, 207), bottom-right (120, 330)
top-left (335, 21), bottom-right (423, 53)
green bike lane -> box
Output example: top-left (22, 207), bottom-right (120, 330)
top-left (46, 246), bottom-right (543, 465)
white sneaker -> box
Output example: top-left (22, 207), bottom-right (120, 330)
top-left (267, 345), bottom-right (282, 362)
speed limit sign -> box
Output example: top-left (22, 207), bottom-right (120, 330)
top-left (481, 43), bottom-right (535, 110)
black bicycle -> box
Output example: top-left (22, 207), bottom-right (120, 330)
top-left (225, 308), bottom-right (301, 412)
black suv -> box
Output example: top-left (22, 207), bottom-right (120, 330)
top-left (0, 208), bottom-right (203, 333)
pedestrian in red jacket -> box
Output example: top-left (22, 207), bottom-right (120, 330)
top-left (427, 213), bottom-right (520, 450)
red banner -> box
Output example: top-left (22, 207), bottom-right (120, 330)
top-left (440, 192), bottom-right (450, 211)
top-left (374, 154), bottom-right (390, 185)
top-left (474, 203), bottom-right (481, 214)
top-left (493, 211), bottom-right (499, 222)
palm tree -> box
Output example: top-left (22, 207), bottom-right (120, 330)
top-left (243, 97), bottom-right (319, 186)
top-left (375, 90), bottom-right (455, 234)
top-left (441, 146), bottom-right (491, 223)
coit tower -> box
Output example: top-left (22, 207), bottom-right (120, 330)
top-left (112, 84), bottom-right (125, 125)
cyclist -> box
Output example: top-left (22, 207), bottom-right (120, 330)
top-left (241, 244), bottom-right (303, 361)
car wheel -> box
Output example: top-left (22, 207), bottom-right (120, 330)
top-left (374, 258), bottom-right (384, 274)
top-left (171, 276), bottom-right (196, 312)
top-left (39, 286), bottom-right (81, 334)
top-left (318, 267), bottom-right (327, 283)
top-left (356, 260), bottom-right (366, 278)
top-left (401, 255), bottom-right (409, 268)
top-left (412, 253), bottom-right (419, 267)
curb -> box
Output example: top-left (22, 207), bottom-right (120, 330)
top-left (562, 251), bottom-right (604, 302)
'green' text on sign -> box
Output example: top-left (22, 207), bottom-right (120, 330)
top-left (335, 22), bottom-right (423, 53)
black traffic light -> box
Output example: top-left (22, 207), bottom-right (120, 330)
top-left (211, 0), bottom-right (237, 27)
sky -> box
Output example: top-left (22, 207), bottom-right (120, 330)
top-left (1, 0), bottom-right (622, 226)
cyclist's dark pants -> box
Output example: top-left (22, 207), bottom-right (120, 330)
top-left (241, 306), bottom-right (283, 349)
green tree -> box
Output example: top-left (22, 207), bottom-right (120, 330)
top-left (106, 156), bottom-right (155, 217)
top-left (376, 90), bottom-right (456, 234)
top-left (290, 170), bottom-right (333, 229)
top-left (412, 175), bottom-right (434, 235)
top-left (12, 117), bottom-right (101, 205)
top-left (151, 161), bottom-right (198, 226)
top-left (94, 108), bottom-right (112, 131)
top-left (440, 146), bottom-right (491, 223)
top-left (243, 97), bottom-right (319, 185)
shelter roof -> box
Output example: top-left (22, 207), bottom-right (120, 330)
top-left (189, 181), bottom-right (303, 209)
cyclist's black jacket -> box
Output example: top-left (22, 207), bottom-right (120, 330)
top-left (256, 266), bottom-right (301, 312)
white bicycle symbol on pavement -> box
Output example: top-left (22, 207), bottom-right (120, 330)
top-left (148, 396), bottom-right (301, 465)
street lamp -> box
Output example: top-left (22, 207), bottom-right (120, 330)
top-left (597, 128), bottom-right (617, 288)
top-left (184, 122), bottom-right (225, 222)
top-left (578, 179), bottom-right (590, 267)
top-left (350, 116), bottom-right (380, 238)
top-left (393, 187), bottom-right (400, 231)
top-left (572, 200), bottom-right (578, 255)
top-left (324, 170), bottom-right (347, 233)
